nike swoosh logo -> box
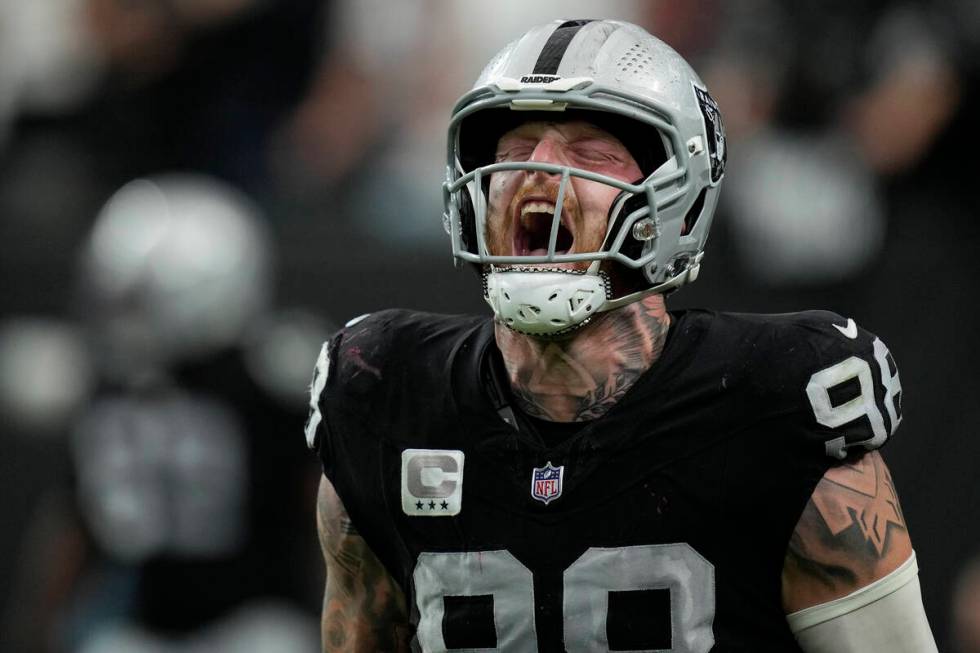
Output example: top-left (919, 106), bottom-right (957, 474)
top-left (833, 318), bottom-right (858, 339)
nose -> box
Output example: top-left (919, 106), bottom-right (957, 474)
top-left (526, 136), bottom-right (566, 178)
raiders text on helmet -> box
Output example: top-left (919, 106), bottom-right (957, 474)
top-left (443, 19), bottom-right (726, 336)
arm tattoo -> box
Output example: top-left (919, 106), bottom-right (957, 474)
top-left (783, 451), bottom-right (912, 609)
top-left (809, 452), bottom-right (906, 557)
top-left (317, 478), bottom-right (410, 652)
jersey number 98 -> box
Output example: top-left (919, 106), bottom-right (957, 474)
top-left (806, 336), bottom-right (902, 459)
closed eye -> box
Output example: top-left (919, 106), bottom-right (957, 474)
top-left (495, 146), bottom-right (534, 162)
top-left (569, 139), bottom-right (625, 163)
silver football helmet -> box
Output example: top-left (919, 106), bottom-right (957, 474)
top-left (79, 174), bottom-right (273, 375)
top-left (444, 19), bottom-right (726, 336)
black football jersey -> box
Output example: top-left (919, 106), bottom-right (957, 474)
top-left (307, 308), bottom-right (903, 653)
top-left (71, 348), bottom-right (321, 633)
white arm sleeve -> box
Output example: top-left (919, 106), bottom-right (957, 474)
top-left (786, 552), bottom-right (937, 653)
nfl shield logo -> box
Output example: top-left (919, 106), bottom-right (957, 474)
top-left (531, 462), bottom-right (564, 505)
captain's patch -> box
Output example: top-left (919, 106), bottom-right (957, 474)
top-left (402, 449), bottom-right (465, 516)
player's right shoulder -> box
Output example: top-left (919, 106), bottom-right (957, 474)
top-left (303, 309), bottom-right (410, 450)
top-left (304, 309), bottom-right (484, 450)
top-left (330, 308), bottom-right (483, 385)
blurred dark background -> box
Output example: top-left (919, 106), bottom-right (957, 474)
top-left (0, 1), bottom-right (977, 651)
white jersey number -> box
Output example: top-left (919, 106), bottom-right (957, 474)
top-left (805, 331), bottom-right (902, 459)
top-left (413, 543), bottom-right (715, 653)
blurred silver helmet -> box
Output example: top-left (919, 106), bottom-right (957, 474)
top-left (444, 19), bottom-right (726, 336)
top-left (80, 174), bottom-right (273, 374)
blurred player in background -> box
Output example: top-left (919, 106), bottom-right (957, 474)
top-left (4, 175), bottom-right (326, 653)
top-left (306, 19), bottom-right (937, 652)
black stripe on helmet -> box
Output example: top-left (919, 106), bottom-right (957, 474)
top-left (532, 19), bottom-right (596, 75)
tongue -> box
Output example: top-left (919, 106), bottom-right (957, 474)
top-left (525, 231), bottom-right (552, 255)
top-left (528, 247), bottom-right (572, 257)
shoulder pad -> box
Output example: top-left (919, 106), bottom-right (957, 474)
top-left (303, 311), bottom-right (390, 451)
top-left (786, 311), bottom-right (903, 459)
top-left (303, 309), bottom-right (485, 452)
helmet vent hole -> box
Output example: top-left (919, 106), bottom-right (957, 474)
top-left (503, 291), bottom-right (511, 300)
top-left (550, 319), bottom-right (564, 325)
top-left (548, 293), bottom-right (558, 301)
top-left (617, 43), bottom-right (654, 74)
top-left (484, 49), bottom-right (508, 77)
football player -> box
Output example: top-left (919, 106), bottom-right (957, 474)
top-left (4, 176), bottom-right (323, 653)
top-left (306, 20), bottom-right (937, 652)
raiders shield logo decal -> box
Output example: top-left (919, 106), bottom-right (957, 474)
top-left (693, 84), bottom-right (727, 184)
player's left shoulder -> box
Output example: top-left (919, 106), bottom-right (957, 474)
top-left (771, 310), bottom-right (904, 459)
top-left (778, 309), bottom-right (893, 361)
top-left (706, 309), bottom-right (896, 378)
top-left (704, 310), bottom-right (904, 459)
top-left (718, 309), bottom-right (898, 377)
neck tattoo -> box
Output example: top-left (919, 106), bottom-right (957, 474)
top-left (495, 294), bottom-right (671, 423)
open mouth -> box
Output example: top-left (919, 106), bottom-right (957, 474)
top-left (513, 200), bottom-right (574, 257)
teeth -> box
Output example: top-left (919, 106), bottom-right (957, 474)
top-left (520, 201), bottom-right (555, 217)
top-left (520, 201), bottom-right (557, 229)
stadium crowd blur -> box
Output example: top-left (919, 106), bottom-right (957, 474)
top-left (0, 1), bottom-right (977, 651)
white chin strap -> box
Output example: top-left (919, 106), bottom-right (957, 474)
top-left (484, 267), bottom-right (610, 336)
top-left (484, 255), bottom-right (703, 337)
